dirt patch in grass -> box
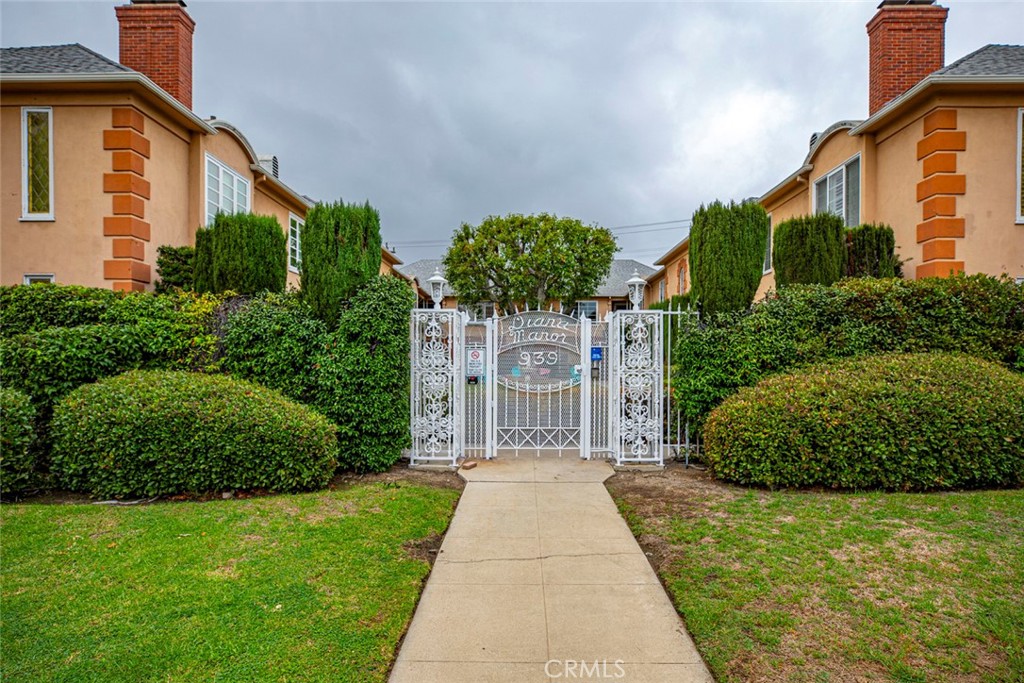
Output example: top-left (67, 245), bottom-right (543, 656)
top-left (330, 463), bottom-right (464, 492)
top-left (605, 463), bottom-right (745, 575)
top-left (402, 532), bottom-right (445, 566)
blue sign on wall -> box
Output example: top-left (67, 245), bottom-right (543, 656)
top-left (591, 347), bottom-right (604, 361)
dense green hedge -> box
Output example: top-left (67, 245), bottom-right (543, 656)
top-left (51, 371), bottom-right (338, 497)
top-left (1, 388), bottom-right (36, 495)
top-left (154, 245), bottom-right (195, 293)
top-left (689, 201), bottom-right (769, 317)
top-left (194, 213), bottom-right (287, 295)
top-left (312, 275), bottom-right (414, 472)
top-left (222, 276), bottom-right (414, 473)
top-left (222, 293), bottom-right (327, 403)
top-left (846, 223), bottom-right (900, 278)
top-left (0, 285), bottom-right (224, 338)
top-left (772, 213), bottom-right (847, 287)
top-left (0, 284), bottom-right (120, 336)
top-left (674, 275), bottom-right (1024, 426)
top-left (704, 353), bottom-right (1024, 491)
top-left (301, 200), bottom-right (383, 327)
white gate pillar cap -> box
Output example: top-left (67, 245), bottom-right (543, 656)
top-left (626, 270), bottom-right (647, 311)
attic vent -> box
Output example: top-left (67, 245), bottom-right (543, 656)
top-left (258, 155), bottom-right (279, 178)
top-left (809, 132), bottom-right (820, 149)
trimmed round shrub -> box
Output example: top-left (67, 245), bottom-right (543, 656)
top-left (1, 388), bottom-right (37, 495)
top-left (704, 353), bottom-right (1024, 491)
top-left (51, 371), bottom-right (338, 497)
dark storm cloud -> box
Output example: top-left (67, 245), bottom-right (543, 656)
top-left (3, 1), bottom-right (1019, 264)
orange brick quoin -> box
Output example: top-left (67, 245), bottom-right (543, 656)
top-left (103, 129), bottom-right (151, 158)
top-left (916, 130), bottom-right (966, 159)
top-left (916, 260), bottom-right (964, 279)
top-left (111, 194), bottom-right (145, 218)
top-left (111, 107), bottom-right (145, 133)
top-left (104, 106), bottom-right (152, 289)
top-left (922, 196), bottom-right (957, 220)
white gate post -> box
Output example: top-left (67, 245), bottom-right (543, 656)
top-left (485, 315), bottom-right (496, 459)
top-left (580, 314), bottom-right (592, 460)
top-left (409, 308), bottom-right (463, 468)
top-left (611, 311), bottom-right (665, 466)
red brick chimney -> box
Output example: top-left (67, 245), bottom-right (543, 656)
top-left (866, 0), bottom-right (948, 116)
top-left (116, 0), bottom-right (195, 110)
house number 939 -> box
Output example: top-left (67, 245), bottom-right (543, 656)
top-left (519, 351), bottom-right (557, 366)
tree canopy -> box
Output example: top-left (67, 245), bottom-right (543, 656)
top-left (442, 213), bottom-right (617, 313)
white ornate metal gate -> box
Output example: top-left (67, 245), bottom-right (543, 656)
top-left (410, 306), bottom-right (690, 467)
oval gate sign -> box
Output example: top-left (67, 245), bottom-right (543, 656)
top-left (495, 311), bottom-right (582, 391)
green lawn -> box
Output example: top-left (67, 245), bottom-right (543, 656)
top-left (609, 470), bottom-right (1024, 683)
top-left (1, 482), bottom-right (460, 682)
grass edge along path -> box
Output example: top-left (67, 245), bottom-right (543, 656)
top-left (1, 481), bottom-right (460, 683)
top-left (607, 468), bottom-right (1024, 683)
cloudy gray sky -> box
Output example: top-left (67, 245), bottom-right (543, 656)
top-left (2, 0), bottom-right (1020, 265)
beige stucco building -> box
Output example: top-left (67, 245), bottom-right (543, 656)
top-left (647, 0), bottom-right (1023, 303)
top-left (1, 0), bottom-right (400, 293)
top-left (758, 1), bottom-right (1023, 296)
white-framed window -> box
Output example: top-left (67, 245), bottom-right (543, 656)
top-left (575, 300), bottom-right (598, 321)
top-left (21, 107), bottom-right (54, 220)
top-left (814, 154), bottom-right (861, 227)
top-left (658, 280), bottom-right (666, 302)
top-left (288, 213), bottom-right (304, 273)
top-left (1016, 108), bottom-right (1023, 224)
top-left (678, 264), bottom-right (688, 294)
top-left (23, 273), bottom-right (54, 285)
top-left (205, 154), bottom-right (250, 226)
top-left (764, 214), bottom-right (773, 274)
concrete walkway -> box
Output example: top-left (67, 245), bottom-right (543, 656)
top-left (390, 458), bottom-right (713, 683)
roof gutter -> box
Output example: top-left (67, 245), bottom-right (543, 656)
top-left (249, 164), bottom-right (314, 210)
top-left (850, 74), bottom-right (1024, 135)
top-left (0, 71), bottom-right (216, 134)
top-left (759, 164), bottom-right (812, 205)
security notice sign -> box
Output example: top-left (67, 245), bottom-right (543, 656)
top-left (466, 346), bottom-right (485, 376)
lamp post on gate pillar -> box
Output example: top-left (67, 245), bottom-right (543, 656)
top-left (427, 269), bottom-right (447, 310)
top-left (626, 270), bottom-right (647, 311)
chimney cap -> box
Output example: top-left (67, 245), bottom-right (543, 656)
top-left (129, 0), bottom-right (188, 6)
top-left (876, 0), bottom-right (936, 8)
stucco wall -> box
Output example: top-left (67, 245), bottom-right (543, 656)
top-left (955, 105), bottom-right (1023, 278)
top-left (1, 97), bottom-right (111, 287)
top-left (141, 97), bottom-right (193, 279)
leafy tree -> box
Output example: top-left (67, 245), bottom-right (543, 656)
top-left (772, 213), bottom-right (847, 287)
top-left (154, 245), bottom-right (195, 293)
top-left (688, 201), bottom-right (769, 317)
top-left (301, 200), bottom-right (382, 327)
top-left (192, 213), bottom-right (287, 295)
top-left (442, 213), bottom-right (617, 312)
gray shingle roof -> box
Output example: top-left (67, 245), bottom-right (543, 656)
top-left (397, 258), bottom-right (657, 299)
top-left (934, 44), bottom-right (1024, 77)
top-left (0, 44), bottom-right (131, 74)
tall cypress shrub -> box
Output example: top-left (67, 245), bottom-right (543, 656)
top-left (301, 200), bottom-right (383, 327)
top-left (772, 214), bottom-right (847, 287)
top-left (193, 214), bottom-right (287, 294)
top-left (847, 223), bottom-right (899, 278)
top-left (193, 228), bottom-right (214, 294)
top-left (689, 200), bottom-right (769, 317)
